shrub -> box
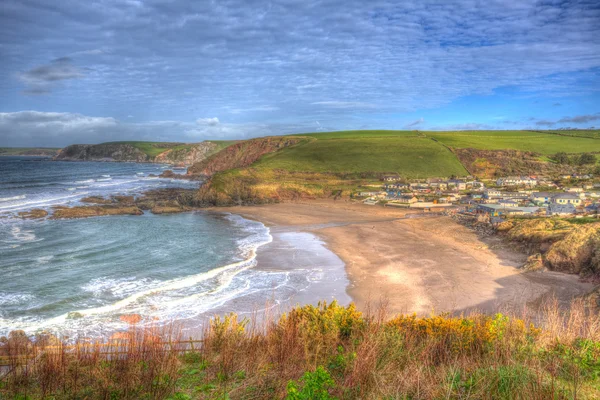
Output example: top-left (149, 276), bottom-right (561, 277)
top-left (286, 366), bottom-right (338, 400)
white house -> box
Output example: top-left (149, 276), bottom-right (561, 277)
top-left (496, 176), bottom-right (538, 187)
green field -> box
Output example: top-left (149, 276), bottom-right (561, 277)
top-left (543, 130), bottom-right (600, 139)
top-left (254, 136), bottom-right (468, 178)
top-left (0, 147), bottom-right (60, 156)
top-left (298, 130), bottom-right (419, 139)
top-left (426, 130), bottom-right (600, 154)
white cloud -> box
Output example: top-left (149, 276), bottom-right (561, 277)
top-left (196, 117), bottom-right (220, 126)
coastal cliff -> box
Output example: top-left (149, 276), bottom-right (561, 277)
top-left (186, 136), bottom-right (304, 176)
top-left (54, 141), bottom-right (229, 164)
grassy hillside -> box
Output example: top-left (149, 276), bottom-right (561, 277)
top-left (298, 130), bottom-right (418, 139)
top-left (0, 147), bottom-right (60, 156)
top-left (190, 129), bottom-right (600, 205)
top-left (255, 136), bottom-right (468, 178)
top-left (427, 130), bottom-right (600, 154)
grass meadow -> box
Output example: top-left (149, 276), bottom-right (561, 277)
top-left (254, 137), bottom-right (469, 178)
top-left (427, 131), bottom-right (600, 154)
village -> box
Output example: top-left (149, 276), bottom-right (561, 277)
top-left (356, 172), bottom-right (600, 220)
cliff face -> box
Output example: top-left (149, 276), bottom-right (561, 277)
top-left (187, 136), bottom-right (303, 176)
top-left (54, 144), bottom-right (150, 162)
top-left (54, 142), bottom-right (221, 164)
top-left (154, 142), bottom-right (218, 164)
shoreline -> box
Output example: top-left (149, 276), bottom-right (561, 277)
top-left (215, 199), bottom-right (594, 316)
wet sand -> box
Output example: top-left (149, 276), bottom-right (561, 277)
top-left (215, 199), bottom-right (594, 316)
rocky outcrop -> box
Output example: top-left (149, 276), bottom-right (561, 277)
top-left (453, 148), bottom-right (576, 178)
top-left (54, 141), bottom-right (224, 164)
top-left (499, 218), bottom-right (600, 275)
top-left (18, 209), bottom-right (48, 219)
top-left (54, 143), bottom-right (150, 162)
top-left (154, 142), bottom-right (220, 164)
top-left (50, 205), bottom-right (144, 219)
top-left (187, 136), bottom-right (304, 177)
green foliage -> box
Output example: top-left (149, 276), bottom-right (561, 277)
top-left (552, 151), bottom-right (596, 165)
top-left (553, 152), bottom-right (570, 164)
top-left (286, 366), bottom-right (338, 400)
top-left (255, 136), bottom-right (468, 178)
top-left (578, 152), bottom-right (597, 165)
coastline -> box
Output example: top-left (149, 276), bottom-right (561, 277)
top-left (215, 199), bottom-right (594, 316)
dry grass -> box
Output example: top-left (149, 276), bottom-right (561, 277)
top-left (1, 298), bottom-right (599, 399)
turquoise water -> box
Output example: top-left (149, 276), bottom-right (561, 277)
top-left (0, 158), bottom-right (350, 337)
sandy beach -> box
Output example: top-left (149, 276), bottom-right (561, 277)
top-left (215, 199), bottom-right (594, 316)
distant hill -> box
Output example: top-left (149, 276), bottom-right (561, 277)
top-left (54, 140), bottom-right (236, 164)
top-left (0, 147), bottom-right (60, 157)
top-left (183, 130), bottom-right (600, 206)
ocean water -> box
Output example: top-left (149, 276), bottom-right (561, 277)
top-left (0, 157), bottom-right (350, 337)
top-left (0, 156), bottom-right (197, 214)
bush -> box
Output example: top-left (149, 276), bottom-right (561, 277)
top-left (286, 366), bottom-right (338, 400)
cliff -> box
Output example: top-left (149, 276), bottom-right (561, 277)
top-left (186, 136), bottom-right (304, 176)
top-left (54, 143), bottom-right (151, 162)
top-left (54, 141), bottom-right (225, 164)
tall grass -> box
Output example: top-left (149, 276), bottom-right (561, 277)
top-left (1, 299), bottom-right (599, 399)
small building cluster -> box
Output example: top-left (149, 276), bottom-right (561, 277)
top-left (355, 173), bottom-right (600, 218)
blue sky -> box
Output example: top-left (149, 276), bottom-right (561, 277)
top-left (1, 0), bottom-right (599, 146)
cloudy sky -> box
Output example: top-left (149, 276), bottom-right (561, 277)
top-left (1, 0), bottom-right (599, 147)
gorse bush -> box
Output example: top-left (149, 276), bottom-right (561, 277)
top-left (2, 300), bottom-right (600, 399)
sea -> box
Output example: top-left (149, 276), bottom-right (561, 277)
top-left (0, 157), bottom-right (350, 337)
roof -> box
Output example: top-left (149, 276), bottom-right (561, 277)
top-left (477, 204), bottom-right (542, 213)
top-left (531, 192), bottom-right (556, 198)
top-left (549, 203), bottom-right (576, 211)
top-left (552, 193), bottom-right (580, 200)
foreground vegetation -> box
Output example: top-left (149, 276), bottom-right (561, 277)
top-left (2, 300), bottom-right (599, 399)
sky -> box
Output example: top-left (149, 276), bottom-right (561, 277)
top-left (1, 0), bottom-right (599, 147)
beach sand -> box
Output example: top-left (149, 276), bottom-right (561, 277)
top-left (215, 199), bottom-right (593, 316)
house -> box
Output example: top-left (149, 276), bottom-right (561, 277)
top-left (382, 174), bottom-right (400, 182)
top-left (547, 203), bottom-right (576, 216)
top-left (496, 176), bottom-right (537, 187)
top-left (396, 195), bottom-right (418, 204)
top-left (477, 204), bottom-right (542, 216)
top-left (530, 192), bottom-right (556, 204)
top-left (585, 204), bottom-right (600, 214)
top-left (447, 179), bottom-right (467, 190)
top-left (484, 189), bottom-right (502, 199)
top-left (358, 191), bottom-right (379, 197)
top-left (502, 192), bottom-right (530, 199)
top-left (498, 199), bottom-right (520, 208)
top-left (551, 193), bottom-right (582, 206)
top-left (566, 187), bottom-right (584, 193)
top-left (572, 174), bottom-right (592, 180)
top-left (429, 181), bottom-right (448, 191)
